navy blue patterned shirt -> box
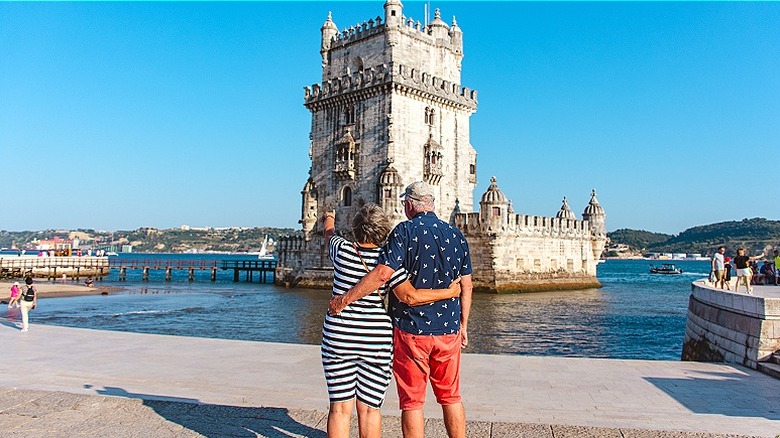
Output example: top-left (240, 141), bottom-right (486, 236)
top-left (378, 211), bottom-right (472, 335)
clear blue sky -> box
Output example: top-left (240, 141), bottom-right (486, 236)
top-left (1, 1), bottom-right (778, 235)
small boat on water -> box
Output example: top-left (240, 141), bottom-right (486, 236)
top-left (649, 263), bottom-right (683, 275)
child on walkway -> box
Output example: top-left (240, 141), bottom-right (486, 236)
top-left (7, 282), bottom-right (21, 309)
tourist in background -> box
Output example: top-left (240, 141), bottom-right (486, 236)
top-left (723, 257), bottom-right (732, 290)
top-left (773, 250), bottom-right (780, 286)
top-left (331, 182), bottom-right (473, 438)
top-left (7, 282), bottom-right (21, 309)
top-left (759, 261), bottom-right (774, 286)
top-left (321, 204), bottom-right (460, 438)
top-left (711, 246), bottom-right (726, 289)
top-left (17, 282), bottom-right (37, 332)
top-left (733, 248), bottom-right (764, 294)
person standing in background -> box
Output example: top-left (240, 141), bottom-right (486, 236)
top-left (723, 257), bottom-right (732, 290)
top-left (711, 246), bottom-right (726, 289)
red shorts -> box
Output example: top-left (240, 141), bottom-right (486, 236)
top-left (393, 328), bottom-right (462, 410)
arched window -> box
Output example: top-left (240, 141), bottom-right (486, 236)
top-left (343, 187), bottom-right (353, 207)
top-left (429, 108), bottom-right (435, 126)
top-left (344, 106), bottom-right (355, 124)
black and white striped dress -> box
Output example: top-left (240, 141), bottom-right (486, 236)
top-left (321, 235), bottom-right (405, 409)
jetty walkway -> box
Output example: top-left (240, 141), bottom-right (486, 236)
top-left (1, 325), bottom-right (777, 437)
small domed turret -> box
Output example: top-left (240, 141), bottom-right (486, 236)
top-left (479, 177), bottom-right (510, 232)
top-left (449, 16), bottom-right (463, 54)
top-left (582, 189), bottom-right (606, 237)
top-left (582, 189), bottom-right (605, 217)
top-left (321, 12), bottom-right (338, 53)
top-left (428, 8), bottom-right (449, 39)
top-left (384, 0), bottom-right (403, 27)
top-left (556, 197), bottom-right (576, 220)
top-left (480, 176), bottom-right (508, 204)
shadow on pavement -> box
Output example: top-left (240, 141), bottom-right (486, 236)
top-left (645, 369), bottom-right (780, 421)
top-left (87, 384), bottom-right (327, 437)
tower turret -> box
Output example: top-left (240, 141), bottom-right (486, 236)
top-left (300, 178), bottom-right (318, 237)
top-left (449, 16), bottom-right (463, 69)
top-left (556, 197), bottom-right (576, 220)
top-left (479, 177), bottom-right (509, 233)
top-left (428, 8), bottom-right (449, 41)
top-left (320, 12), bottom-right (338, 65)
top-left (582, 189), bottom-right (607, 262)
top-left (384, 0), bottom-right (403, 27)
top-left (582, 189), bottom-right (606, 236)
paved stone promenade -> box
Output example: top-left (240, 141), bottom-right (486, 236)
top-left (0, 324), bottom-right (777, 437)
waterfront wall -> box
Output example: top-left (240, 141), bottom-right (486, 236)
top-left (682, 280), bottom-right (780, 369)
top-left (0, 256), bottom-right (110, 280)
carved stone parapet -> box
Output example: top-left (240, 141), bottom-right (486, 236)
top-left (304, 63), bottom-right (477, 111)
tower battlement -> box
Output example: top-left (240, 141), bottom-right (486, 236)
top-left (304, 63), bottom-right (477, 110)
top-left (455, 212), bottom-right (591, 239)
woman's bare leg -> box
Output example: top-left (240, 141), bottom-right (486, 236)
top-left (328, 400), bottom-right (355, 438)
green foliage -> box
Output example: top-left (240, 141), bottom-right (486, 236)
top-left (607, 229), bottom-right (671, 251)
top-left (609, 218), bottom-right (780, 256)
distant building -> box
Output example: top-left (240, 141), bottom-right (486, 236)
top-left (277, 2), bottom-right (606, 292)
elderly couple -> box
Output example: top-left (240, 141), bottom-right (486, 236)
top-left (320, 181), bottom-right (473, 438)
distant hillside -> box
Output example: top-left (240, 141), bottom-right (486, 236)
top-left (608, 218), bottom-right (780, 256)
top-left (0, 227), bottom-right (300, 254)
top-left (606, 229), bottom-right (671, 251)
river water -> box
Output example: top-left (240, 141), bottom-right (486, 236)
top-left (18, 255), bottom-right (710, 360)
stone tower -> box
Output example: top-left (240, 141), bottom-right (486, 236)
top-left (301, 1), bottom-right (478, 234)
top-left (278, 3), bottom-right (606, 292)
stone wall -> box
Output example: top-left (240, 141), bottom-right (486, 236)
top-left (682, 280), bottom-right (780, 369)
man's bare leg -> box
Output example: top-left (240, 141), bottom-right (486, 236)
top-left (401, 409), bottom-right (425, 438)
top-left (442, 402), bottom-right (466, 438)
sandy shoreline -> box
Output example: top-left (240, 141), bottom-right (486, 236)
top-left (0, 280), bottom-right (122, 299)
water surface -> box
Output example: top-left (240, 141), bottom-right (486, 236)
top-left (15, 255), bottom-right (709, 360)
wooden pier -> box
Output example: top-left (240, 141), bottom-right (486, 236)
top-left (109, 258), bottom-right (276, 283)
top-left (221, 260), bottom-right (277, 283)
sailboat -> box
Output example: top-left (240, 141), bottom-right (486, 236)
top-left (258, 235), bottom-right (274, 260)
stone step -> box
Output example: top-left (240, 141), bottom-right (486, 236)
top-left (757, 361), bottom-right (780, 380)
top-left (770, 352), bottom-right (780, 365)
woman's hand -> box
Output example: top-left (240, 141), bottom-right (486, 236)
top-left (328, 294), bottom-right (347, 316)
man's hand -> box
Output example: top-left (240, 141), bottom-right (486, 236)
top-left (328, 294), bottom-right (347, 315)
top-left (447, 277), bottom-right (462, 299)
top-left (461, 326), bottom-right (468, 348)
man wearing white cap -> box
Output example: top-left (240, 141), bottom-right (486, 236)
top-left (330, 181), bottom-right (473, 438)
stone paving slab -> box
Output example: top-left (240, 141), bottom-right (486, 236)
top-left (0, 389), bottom-right (767, 438)
top-left (1, 324), bottom-right (778, 437)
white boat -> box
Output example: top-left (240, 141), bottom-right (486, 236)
top-left (258, 235), bottom-right (274, 260)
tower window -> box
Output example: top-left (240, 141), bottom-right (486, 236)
top-left (344, 106), bottom-right (356, 125)
top-left (343, 187), bottom-right (353, 207)
top-left (492, 206), bottom-right (501, 217)
top-left (424, 107), bottom-right (436, 126)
